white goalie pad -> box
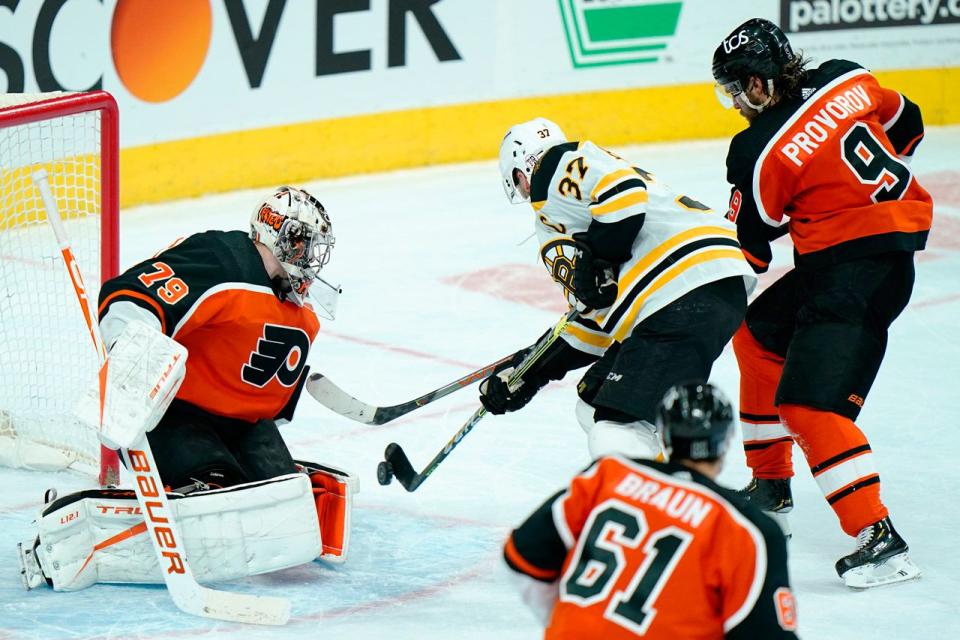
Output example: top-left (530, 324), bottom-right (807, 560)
top-left (74, 319), bottom-right (187, 450)
top-left (31, 473), bottom-right (321, 591)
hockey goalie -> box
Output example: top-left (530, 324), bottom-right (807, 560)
top-left (19, 186), bottom-right (354, 592)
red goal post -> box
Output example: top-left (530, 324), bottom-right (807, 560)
top-left (0, 90), bottom-right (120, 486)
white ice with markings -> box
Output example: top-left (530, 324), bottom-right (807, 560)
top-left (2, 128), bottom-right (959, 639)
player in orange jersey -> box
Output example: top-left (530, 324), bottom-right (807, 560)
top-left (504, 383), bottom-right (797, 640)
top-left (18, 187), bottom-right (355, 593)
top-left (96, 186), bottom-right (345, 491)
top-left (712, 18), bottom-right (929, 587)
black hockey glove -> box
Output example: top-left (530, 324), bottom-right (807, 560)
top-left (478, 331), bottom-right (600, 415)
top-left (479, 371), bottom-right (545, 415)
top-left (572, 233), bottom-right (618, 310)
top-left (479, 347), bottom-right (546, 415)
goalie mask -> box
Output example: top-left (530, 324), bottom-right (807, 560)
top-left (499, 118), bottom-right (567, 204)
top-left (250, 186), bottom-right (337, 310)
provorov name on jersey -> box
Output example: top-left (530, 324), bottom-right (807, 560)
top-left (782, 0), bottom-right (960, 33)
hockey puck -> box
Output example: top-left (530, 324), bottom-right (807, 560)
top-left (377, 460), bottom-right (394, 486)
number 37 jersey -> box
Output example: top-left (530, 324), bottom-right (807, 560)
top-left (725, 59), bottom-right (933, 271)
top-left (531, 141), bottom-right (755, 351)
top-left (504, 457), bottom-right (798, 640)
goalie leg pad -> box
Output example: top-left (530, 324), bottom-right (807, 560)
top-left (29, 473), bottom-right (321, 591)
top-left (297, 460), bottom-right (355, 563)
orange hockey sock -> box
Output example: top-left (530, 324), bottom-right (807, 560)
top-left (732, 323), bottom-right (794, 479)
top-left (779, 404), bottom-right (888, 536)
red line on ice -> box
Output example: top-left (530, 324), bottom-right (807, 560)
top-left (323, 329), bottom-right (479, 370)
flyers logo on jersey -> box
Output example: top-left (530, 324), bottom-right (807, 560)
top-left (242, 324), bottom-right (310, 388)
top-left (257, 204), bottom-right (285, 231)
top-left (726, 189), bottom-right (742, 223)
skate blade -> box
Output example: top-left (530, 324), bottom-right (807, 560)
top-left (769, 510), bottom-right (792, 540)
top-left (842, 552), bottom-right (921, 589)
top-left (17, 542), bottom-right (42, 591)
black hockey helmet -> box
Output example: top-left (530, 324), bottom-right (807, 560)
top-left (658, 382), bottom-right (734, 462)
top-left (712, 18), bottom-right (796, 104)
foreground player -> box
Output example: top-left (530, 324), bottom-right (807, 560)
top-left (712, 18), bottom-right (930, 587)
top-left (480, 119), bottom-right (755, 459)
top-left (18, 187), bottom-right (354, 591)
top-left (504, 383), bottom-right (798, 639)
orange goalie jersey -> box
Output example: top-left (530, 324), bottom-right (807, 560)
top-left (97, 230), bottom-right (320, 423)
top-left (505, 457), bottom-right (797, 639)
top-left (725, 59), bottom-right (932, 272)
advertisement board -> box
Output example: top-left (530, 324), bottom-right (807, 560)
top-left (1, 0), bottom-right (956, 204)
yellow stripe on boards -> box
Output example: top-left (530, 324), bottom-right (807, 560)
top-left (611, 249), bottom-right (746, 342)
top-left (119, 66), bottom-right (960, 207)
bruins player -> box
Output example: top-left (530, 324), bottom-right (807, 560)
top-left (480, 119), bottom-right (755, 460)
top-left (18, 187), bottom-right (354, 593)
top-left (504, 383), bottom-right (798, 640)
top-left (712, 18), bottom-right (930, 587)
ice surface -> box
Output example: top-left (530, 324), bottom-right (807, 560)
top-left (2, 128), bottom-right (959, 639)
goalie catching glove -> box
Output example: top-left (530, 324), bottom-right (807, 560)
top-left (571, 232), bottom-right (618, 311)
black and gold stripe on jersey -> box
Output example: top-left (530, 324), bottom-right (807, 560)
top-left (588, 168), bottom-right (649, 219)
top-left (597, 226), bottom-right (743, 340)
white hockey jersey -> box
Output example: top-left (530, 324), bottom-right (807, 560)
top-left (530, 141), bottom-right (756, 354)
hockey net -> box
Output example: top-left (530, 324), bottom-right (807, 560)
top-left (0, 91), bottom-right (119, 486)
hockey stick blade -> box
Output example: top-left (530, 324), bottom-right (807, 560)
top-left (384, 442), bottom-right (419, 491)
top-left (307, 354), bottom-right (511, 426)
top-left (307, 373), bottom-right (379, 423)
top-left (376, 308), bottom-right (579, 492)
top-left (381, 407), bottom-right (486, 493)
top-left (195, 587), bottom-right (291, 626)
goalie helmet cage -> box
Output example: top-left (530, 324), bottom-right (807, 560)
top-left (0, 91), bottom-right (120, 486)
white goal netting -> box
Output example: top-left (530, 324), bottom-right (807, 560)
top-left (0, 92), bottom-right (116, 480)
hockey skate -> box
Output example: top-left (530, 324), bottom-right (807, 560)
top-left (739, 477), bottom-right (793, 538)
top-left (17, 488), bottom-right (57, 590)
top-left (835, 517), bottom-right (921, 589)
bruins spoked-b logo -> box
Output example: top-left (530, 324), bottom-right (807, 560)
top-left (242, 324), bottom-right (310, 388)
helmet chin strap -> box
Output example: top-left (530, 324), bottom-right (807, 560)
top-left (737, 79), bottom-right (775, 113)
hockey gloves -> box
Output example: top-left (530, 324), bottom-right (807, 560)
top-left (572, 233), bottom-right (618, 311)
top-left (479, 347), bottom-right (547, 415)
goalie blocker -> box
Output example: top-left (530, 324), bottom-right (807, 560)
top-left (19, 460), bottom-right (355, 591)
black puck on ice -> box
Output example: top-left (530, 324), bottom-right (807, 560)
top-left (377, 460), bottom-right (394, 486)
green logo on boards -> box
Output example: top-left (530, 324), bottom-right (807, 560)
top-left (558, 0), bottom-right (683, 68)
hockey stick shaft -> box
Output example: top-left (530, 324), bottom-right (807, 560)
top-left (36, 170), bottom-right (290, 625)
top-left (306, 353), bottom-right (514, 425)
top-left (385, 308), bottom-right (579, 491)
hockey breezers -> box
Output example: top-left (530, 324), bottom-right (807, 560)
top-left (377, 308), bottom-right (579, 492)
top-left (306, 355), bottom-right (514, 425)
top-left (36, 170), bottom-right (290, 625)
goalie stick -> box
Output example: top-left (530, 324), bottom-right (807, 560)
top-left (35, 170), bottom-right (290, 626)
top-left (306, 354), bottom-right (514, 425)
top-left (378, 308), bottom-right (579, 492)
